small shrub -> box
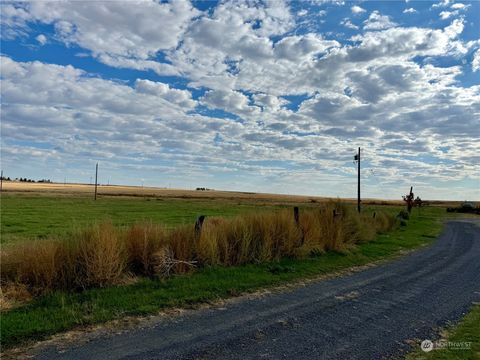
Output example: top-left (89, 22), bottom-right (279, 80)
top-left (267, 264), bottom-right (295, 274)
top-left (398, 210), bottom-right (410, 220)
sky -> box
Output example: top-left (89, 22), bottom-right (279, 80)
top-left (0, 0), bottom-right (479, 201)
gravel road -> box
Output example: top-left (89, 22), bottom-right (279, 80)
top-left (36, 220), bottom-right (480, 360)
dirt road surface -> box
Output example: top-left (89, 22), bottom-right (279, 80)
top-left (35, 221), bottom-right (480, 359)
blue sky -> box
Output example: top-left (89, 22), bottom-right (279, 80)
top-left (1, 0), bottom-right (479, 200)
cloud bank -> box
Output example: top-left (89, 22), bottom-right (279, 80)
top-left (1, 0), bottom-right (479, 200)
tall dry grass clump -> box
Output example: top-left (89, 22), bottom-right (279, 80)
top-left (124, 222), bottom-right (166, 276)
top-left (295, 202), bottom-right (396, 254)
top-left (1, 203), bottom-right (397, 299)
top-left (1, 223), bottom-right (127, 293)
top-left (166, 225), bottom-right (197, 270)
top-left (123, 222), bottom-right (198, 276)
top-left (197, 210), bottom-right (301, 266)
top-left (1, 239), bottom-right (61, 293)
top-left (298, 202), bottom-right (354, 253)
top-left (73, 223), bottom-right (126, 289)
top-left (374, 211), bottom-right (397, 233)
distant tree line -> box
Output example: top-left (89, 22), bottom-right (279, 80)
top-left (0, 176), bottom-right (52, 183)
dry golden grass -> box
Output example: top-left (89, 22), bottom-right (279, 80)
top-left (0, 283), bottom-right (32, 311)
top-left (2, 181), bottom-right (329, 203)
top-left (124, 222), bottom-right (166, 276)
top-left (74, 223), bottom-right (126, 289)
top-left (1, 223), bottom-right (126, 293)
top-left (0, 202), bottom-right (396, 301)
top-left (165, 225), bottom-right (197, 273)
top-left (198, 210), bottom-right (302, 266)
top-left (1, 240), bottom-right (62, 294)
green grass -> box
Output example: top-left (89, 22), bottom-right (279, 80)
top-left (0, 195), bottom-right (279, 243)
top-left (0, 193), bottom-right (406, 244)
top-left (0, 206), bottom-right (446, 349)
top-left (406, 305), bottom-right (480, 359)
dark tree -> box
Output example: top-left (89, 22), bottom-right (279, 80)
top-left (402, 186), bottom-right (414, 213)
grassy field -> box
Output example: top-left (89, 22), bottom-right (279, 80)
top-left (0, 194), bottom-right (282, 244)
top-left (0, 190), bottom-right (409, 245)
top-left (0, 200), bottom-right (446, 349)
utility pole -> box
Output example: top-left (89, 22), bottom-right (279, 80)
top-left (354, 147), bottom-right (361, 213)
top-left (1, 170), bottom-right (3, 193)
top-left (94, 163), bottom-right (98, 201)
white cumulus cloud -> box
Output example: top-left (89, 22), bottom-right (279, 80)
top-left (35, 33), bottom-right (47, 45)
top-left (341, 18), bottom-right (359, 30)
top-left (472, 49), bottom-right (480, 72)
top-left (363, 11), bottom-right (397, 30)
top-left (351, 5), bottom-right (366, 14)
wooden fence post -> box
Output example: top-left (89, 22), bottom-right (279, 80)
top-left (293, 207), bottom-right (305, 245)
top-left (195, 215), bottom-right (205, 236)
